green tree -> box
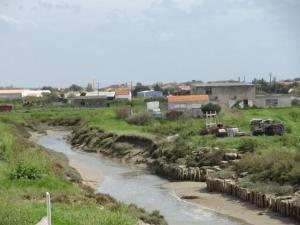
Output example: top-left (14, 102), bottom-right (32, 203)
top-left (69, 84), bottom-right (83, 92)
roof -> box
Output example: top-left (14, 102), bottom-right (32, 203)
top-left (138, 90), bottom-right (162, 93)
top-left (85, 91), bottom-right (115, 97)
top-left (192, 82), bottom-right (254, 87)
top-left (167, 95), bottom-right (209, 103)
top-left (115, 88), bottom-right (131, 96)
top-left (0, 89), bottom-right (24, 94)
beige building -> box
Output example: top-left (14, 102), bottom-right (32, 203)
top-left (191, 82), bottom-right (256, 107)
top-left (254, 94), bottom-right (292, 108)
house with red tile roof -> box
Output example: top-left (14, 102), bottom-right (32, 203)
top-left (115, 88), bottom-right (132, 101)
top-left (167, 95), bottom-right (209, 112)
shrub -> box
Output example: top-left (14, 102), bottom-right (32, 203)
top-left (144, 97), bottom-right (167, 103)
top-left (238, 138), bottom-right (258, 153)
top-left (0, 141), bottom-right (7, 160)
top-left (234, 150), bottom-right (300, 185)
top-left (201, 103), bottom-right (221, 114)
top-left (166, 110), bottom-right (183, 120)
top-left (116, 106), bottom-right (130, 119)
top-left (112, 99), bottom-right (132, 106)
top-left (10, 163), bottom-right (42, 180)
top-left (126, 112), bottom-right (153, 125)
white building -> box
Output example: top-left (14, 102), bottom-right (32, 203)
top-left (115, 88), bottom-right (132, 101)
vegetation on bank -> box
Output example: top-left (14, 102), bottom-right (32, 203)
top-left (0, 101), bottom-right (300, 196)
top-left (0, 117), bottom-right (167, 225)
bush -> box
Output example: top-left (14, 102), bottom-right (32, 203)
top-left (234, 150), bottom-right (300, 185)
top-left (112, 99), bottom-right (132, 106)
top-left (0, 141), bottom-right (7, 160)
top-left (201, 103), bottom-right (221, 114)
top-left (238, 138), bottom-right (258, 153)
top-left (116, 106), bottom-right (130, 119)
top-left (144, 97), bottom-right (167, 103)
top-left (126, 112), bottom-right (153, 125)
top-left (166, 110), bottom-right (183, 120)
top-left (10, 163), bottom-right (42, 180)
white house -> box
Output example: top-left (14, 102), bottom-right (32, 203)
top-left (115, 88), bottom-right (132, 101)
top-left (167, 95), bottom-right (209, 111)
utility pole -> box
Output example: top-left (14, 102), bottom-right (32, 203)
top-left (97, 82), bottom-right (99, 96)
top-left (269, 73), bottom-right (272, 93)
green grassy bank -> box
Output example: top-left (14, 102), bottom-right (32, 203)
top-left (0, 114), bottom-right (166, 225)
top-left (1, 103), bottom-right (300, 196)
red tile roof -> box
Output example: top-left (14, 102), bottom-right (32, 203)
top-left (115, 88), bottom-right (131, 96)
top-left (167, 95), bottom-right (209, 103)
top-left (0, 89), bottom-right (24, 94)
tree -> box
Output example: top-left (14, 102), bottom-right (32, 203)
top-left (69, 84), bottom-right (83, 92)
top-left (41, 86), bottom-right (53, 91)
top-left (153, 83), bottom-right (163, 92)
top-left (201, 103), bottom-right (221, 114)
top-left (133, 83), bottom-right (150, 96)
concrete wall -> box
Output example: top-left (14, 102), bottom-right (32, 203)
top-left (147, 101), bottom-right (160, 111)
top-left (115, 93), bottom-right (132, 101)
top-left (192, 86), bottom-right (256, 106)
top-left (0, 93), bottom-right (22, 99)
top-left (168, 101), bottom-right (208, 110)
top-left (254, 95), bottom-right (291, 108)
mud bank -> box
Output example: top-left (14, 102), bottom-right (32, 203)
top-left (166, 182), bottom-right (297, 225)
top-left (70, 126), bottom-right (300, 224)
top-left (206, 177), bottom-right (300, 222)
top-left (70, 126), bottom-right (213, 182)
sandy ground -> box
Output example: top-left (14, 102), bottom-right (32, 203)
top-left (164, 182), bottom-right (298, 225)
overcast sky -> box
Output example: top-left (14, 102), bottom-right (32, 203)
top-left (0, 0), bottom-right (299, 87)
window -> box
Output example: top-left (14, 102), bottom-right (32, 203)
top-left (206, 87), bottom-right (212, 95)
top-left (265, 99), bottom-right (278, 107)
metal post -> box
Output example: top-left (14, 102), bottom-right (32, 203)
top-left (46, 192), bottom-right (51, 225)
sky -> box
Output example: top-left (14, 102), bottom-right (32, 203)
top-left (0, 0), bottom-right (300, 88)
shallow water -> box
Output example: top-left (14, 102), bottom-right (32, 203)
top-left (38, 131), bottom-right (244, 225)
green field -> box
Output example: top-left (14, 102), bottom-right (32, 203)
top-left (0, 103), bottom-right (300, 216)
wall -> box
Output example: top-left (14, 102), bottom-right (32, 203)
top-left (206, 177), bottom-right (300, 222)
top-left (168, 101), bottom-right (207, 110)
top-left (254, 95), bottom-right (292, 108)
top-left (192, 85), bottom-right (256, 106)
top-left (0, 93), bottom-right (22, 99)
top-left (115, 92), bottom-right (132, 100)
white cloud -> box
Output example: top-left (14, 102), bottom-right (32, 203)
top-left (0, 14), bottom-right (21, 25)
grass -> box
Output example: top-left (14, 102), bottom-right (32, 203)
top-left (0, 115), bottom-right (168, 225)
top-left (0, 103), bottom-right (299, 187)
top-left (0, 202), bottom-right (136, 225)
